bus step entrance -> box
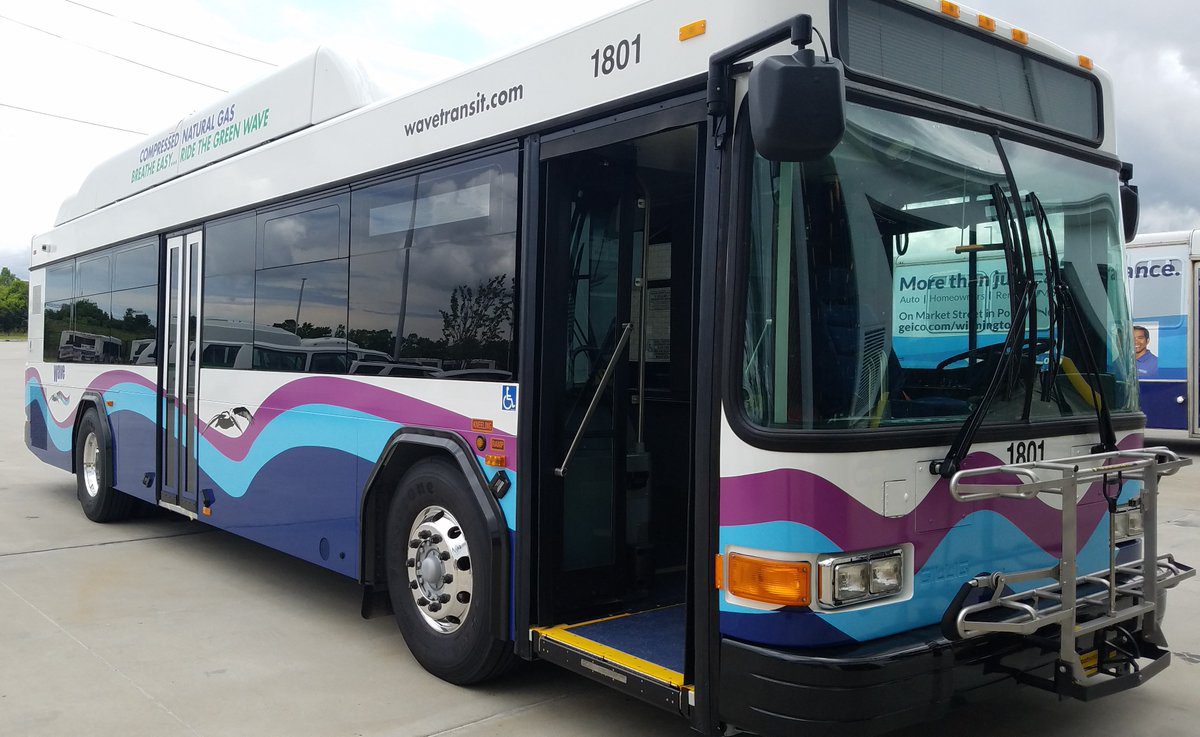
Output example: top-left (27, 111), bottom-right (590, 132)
top-left (944, 447), bottom-right (1194, 699)
top-left (532, 604), bottom-right (691, 714)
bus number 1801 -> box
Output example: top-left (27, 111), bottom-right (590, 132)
top-left (1007, 440), bottom-right (1045, 464)
top-left (591, 34), bottom-right (642, 77)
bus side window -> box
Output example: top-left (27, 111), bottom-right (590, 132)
top-left (111, 242), bottom-right (159, 365)
top-left (43, 261), bottom-right (75, 363)
top-left (251, 195), bottom-right (351, 373)
top-left (347, 151), bottom-right (519, 379)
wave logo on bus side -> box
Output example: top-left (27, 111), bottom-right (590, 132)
top-left (49, 390), bottom-right (70, 405)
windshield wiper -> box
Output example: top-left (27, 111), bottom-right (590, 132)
top-left (1027, 192), bottom-right (1118, 452)
top-left (932, 184), bottom-right (1035, 477)
top-left (1027, 192), bottom-right (1063, 404)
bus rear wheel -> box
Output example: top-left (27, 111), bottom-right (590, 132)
top-left (384, 457), bottom-right (514, 684)
top-left (75, 409), bottom-right (134, 523)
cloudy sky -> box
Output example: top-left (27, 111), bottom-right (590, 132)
top-left (2, 0), bottom-right (1198, 278)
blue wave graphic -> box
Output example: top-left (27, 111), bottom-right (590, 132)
top-left (718, 507), bottom-right (1119, 644)
top-left (27, 377), bottom-right (519, 531)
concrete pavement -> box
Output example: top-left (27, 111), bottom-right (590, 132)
top-left (2, 340), bottom-right (1198, 736)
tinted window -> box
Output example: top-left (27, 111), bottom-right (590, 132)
top-left (110, 286), bottom-right (158, 364)
top-left (66, 292), bottom-right (119, 364)
top-left (309, 352), bottom-right (350, 374)
top-left (113, 242), bottom-right (158, 291)
top-left (352, 177), bottom-right (417, 256)
top-left (253, 346), bottom-right (306, 372)
top-left (43, 300), bottom-right (73, 362)
top-left (201, 343), bottom-right (241, 368)
top-left (253, 259), bottom-right (349, 372)
top-left (259, 196), bottom-right (348, 268)
top-left (77, 255), bottom-right (111, 297)
top-left (46, 262), bottom-right (74, 304)
top-left (203, 214), bottom-right (255, 367)
top-left (348, 152), bottom-right (519, 378)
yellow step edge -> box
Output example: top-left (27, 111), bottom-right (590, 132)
top-left (532, 622), bottom-right (687, 688)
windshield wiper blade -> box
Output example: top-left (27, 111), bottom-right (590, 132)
top-left (1029, 192), bottom-right (1065, 401)
top-left (1028, 192), bottom-right (1118, 452)
top-left (932, 185), bottom-right (1033, 478)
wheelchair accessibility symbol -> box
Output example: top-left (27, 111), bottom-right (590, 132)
top-left (501, 384), bottom-right (518, 412)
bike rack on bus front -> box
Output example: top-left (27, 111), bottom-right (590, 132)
top-left (944, 447), bottom-right (1194, 698)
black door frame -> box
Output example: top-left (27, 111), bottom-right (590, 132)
top-left (514, 92), bottom-right (708, 657)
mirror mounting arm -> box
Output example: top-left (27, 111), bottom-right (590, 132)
top-left (1119, 161), bottom-right (1139, 243)
top-left (706, 15), bottom-right (806, 149)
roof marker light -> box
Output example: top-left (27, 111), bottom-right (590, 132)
top-left (940, 1), bottom-right (960, 19)
top-left (1078, 55), bottom-right (1094, 70)
top-left (679, 19), bottom-right (707, 42)
top-left (977, 14), bottom-right (996, 32)
top-left (1012, 28), bottom-right (1029, 45)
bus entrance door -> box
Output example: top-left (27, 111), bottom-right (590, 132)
top-left (532, 105), bottom-right (702, 708)
top-left (159, 230), bottom-right (203, 515)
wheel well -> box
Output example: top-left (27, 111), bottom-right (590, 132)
top-left (359, 443), bottom-right (460, 588)
top-left (70, 398), bottom-right (105, 474)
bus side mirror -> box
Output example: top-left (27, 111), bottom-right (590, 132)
top-left (748, 16), bottom-right (845, 162)
top-left (1120, 161), bottom-right (1139, 243)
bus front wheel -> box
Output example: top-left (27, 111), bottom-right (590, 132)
top-left (74, 409), bottom-right (134, 523)
top-left (384, 457), bottom-right (514, 684)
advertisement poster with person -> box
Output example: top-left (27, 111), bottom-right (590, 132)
top-left (1132, 322), bottom-right (1159, 379)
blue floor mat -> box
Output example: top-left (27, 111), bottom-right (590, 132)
top-left (568, 604), bottom-right (686, 673)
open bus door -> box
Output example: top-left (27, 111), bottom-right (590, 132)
top-left (528, 96), bottom-right (705, 713)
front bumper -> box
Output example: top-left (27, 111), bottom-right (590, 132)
top-left (718, 617), bottom-right (1168, 737)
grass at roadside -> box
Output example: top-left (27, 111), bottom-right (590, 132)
top-left (0, 333), bottom-right (27, 341)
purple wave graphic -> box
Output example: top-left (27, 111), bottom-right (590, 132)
top-left (198, 376), bottom-right (516, 467)
top-left (25, 367), bottom-right (157, 429)
top-left (28, 368), bottom-right (516, 471)
top-left (721, 434), bottom-right (1143, 569)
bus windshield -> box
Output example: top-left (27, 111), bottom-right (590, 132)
top-left (739, 102), bottom-right (1137, 431)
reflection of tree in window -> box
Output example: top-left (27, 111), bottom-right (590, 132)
top-left (347, 151), bottom-right (518, 378)
top-left (437, 275), bottom-right (514, 361)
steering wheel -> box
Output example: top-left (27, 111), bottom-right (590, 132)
top-left (935, 337), bottom-right (1053, 371)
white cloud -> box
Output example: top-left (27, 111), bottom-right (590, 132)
top-left (5, 0), bottom-right (1199, 278)
top-left (1, 0), bottom-right (633, 278)
top-left (1139, 202), bottom-right (1200, 234)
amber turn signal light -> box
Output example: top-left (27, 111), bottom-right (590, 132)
top-left (726, 553), bottom-right (812, 607)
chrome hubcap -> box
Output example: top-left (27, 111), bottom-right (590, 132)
top-left (406, 506), bottom-right (472, 633)
top-left (82, 432), bottom-right (100, 498)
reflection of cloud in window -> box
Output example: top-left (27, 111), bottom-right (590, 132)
top-left (350, 234), bottom-right (514, 335)
top-left (255, 264), bottom-right (347, 334)
top-left (263, 206), bottom-right (340, 266)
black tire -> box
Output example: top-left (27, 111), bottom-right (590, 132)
top-left (384, 457), bottom-right (515, 684)
top-left (75, 408), bottom-right (134, 523)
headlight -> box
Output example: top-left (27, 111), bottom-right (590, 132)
top-left (869, 555), bottom-right (903, 595)
top-left (833, 562), bottom-right (869, 602)
top-left (818, 548), bottom-right (906, 608)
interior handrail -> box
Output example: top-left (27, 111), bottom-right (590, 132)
top-left (555, 322), bottom-right (633, 478)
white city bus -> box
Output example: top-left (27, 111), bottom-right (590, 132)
top-left (25, 2), bottom-right (1193, 734)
